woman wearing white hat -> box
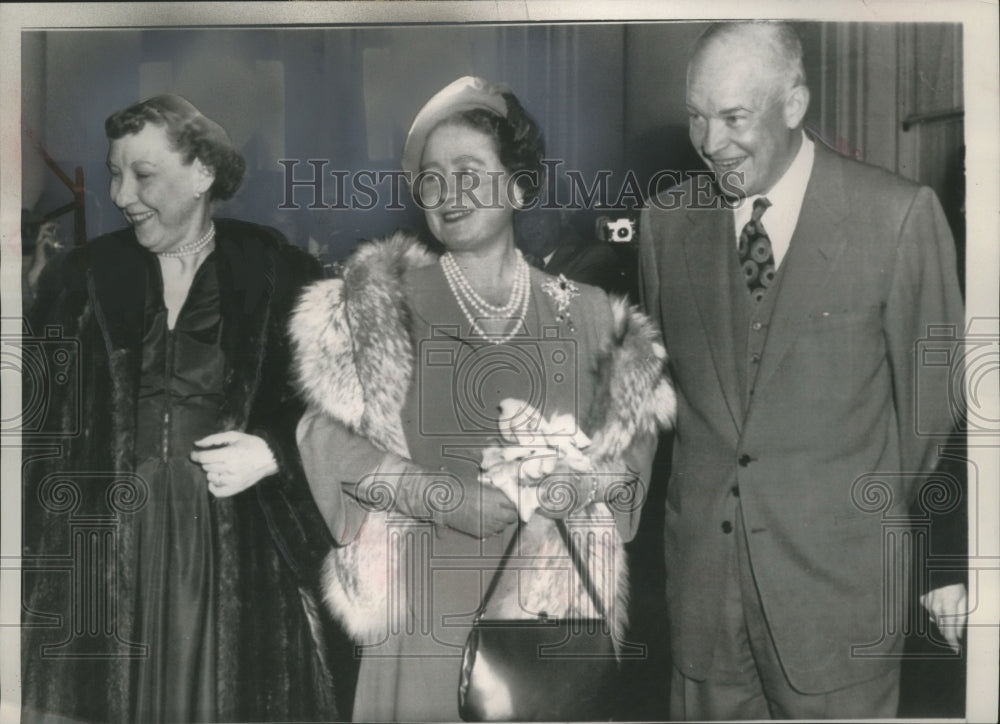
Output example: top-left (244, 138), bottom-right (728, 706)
top-left (292, 77), bottom-right (675, 721)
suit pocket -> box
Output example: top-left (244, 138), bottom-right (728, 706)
top-left (806, 303), bottom-right (882, 330)
top-left (794, 303), bottom-right (885, 392)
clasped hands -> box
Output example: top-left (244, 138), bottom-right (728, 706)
top-left (480, 398), bottom-right (604, 522)
top-left (378, 399), bottom-right (613, 539)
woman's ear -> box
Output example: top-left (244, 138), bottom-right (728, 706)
top-left (192, 159), bottom-right (216, 199)
top-left (512, 180), bottom-right (526, 209)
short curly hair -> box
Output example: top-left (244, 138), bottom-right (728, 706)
top-left (105, 94), bottom-right (245, 201)
top-left (446, 91), bottom-right (546, 205)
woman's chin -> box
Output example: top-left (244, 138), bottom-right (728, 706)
top-left (134, 231), bottom-right (171, 254)
top-left (133, 234), bottom-right (159, 251)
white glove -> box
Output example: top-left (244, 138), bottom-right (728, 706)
top-left (481, 398), bottom-right (594, 521)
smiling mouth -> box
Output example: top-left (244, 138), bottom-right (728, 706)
top-left (711, 157), bottom-right (747, 172)
top-left (442, 209), bottom-right (473, 223)
top-left (127, 211), bottom-right (155, 225)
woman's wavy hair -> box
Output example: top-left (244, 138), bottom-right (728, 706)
top-left (105, 94), bottom-right (245, 201)
top-left (450, 91), bottom-right (546, 205)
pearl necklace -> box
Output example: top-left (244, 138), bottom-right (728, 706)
top-left (440, 251), bottom-right (531, 345)
top-left (157, 223), bottom-right (216, 258)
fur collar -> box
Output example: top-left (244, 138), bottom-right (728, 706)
top-left (291, 232), bottom-right (674, 645)
top-left (292, 231), bottom-right (674, 457)
top-left (292, 231), bottom-right (435, 456)
top-left (81, 219), bottom-right (286, 448)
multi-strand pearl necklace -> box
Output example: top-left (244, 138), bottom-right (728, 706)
top-left (157, 223), bottom-right (216, 258)
top-left (440, 251), bottom-right (530, 345)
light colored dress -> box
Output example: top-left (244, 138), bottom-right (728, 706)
top-left (297, 259), bottom-right (660, 722)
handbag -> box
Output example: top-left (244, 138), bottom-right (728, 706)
top-left (458, 519), bottom-right (618, 722)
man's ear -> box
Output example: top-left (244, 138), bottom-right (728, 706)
top-left (783, 85), bottom-right (810, 129)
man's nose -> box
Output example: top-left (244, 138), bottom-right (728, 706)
top-left (701, 118), bottom-right (729, 157)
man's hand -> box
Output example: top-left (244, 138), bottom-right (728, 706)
top-left (920, 583), bottom-right (968, 653)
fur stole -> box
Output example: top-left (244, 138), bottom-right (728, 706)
top-left (291, 231), bottom-right (675, 645)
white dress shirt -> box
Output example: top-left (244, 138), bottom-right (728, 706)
top-left (732, 132), bottom-right (815, 269)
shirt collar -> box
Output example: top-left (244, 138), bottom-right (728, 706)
top-left (732, 131), bottom-right (815, 269)
top-left (739, 130), bottom-right (814, 213)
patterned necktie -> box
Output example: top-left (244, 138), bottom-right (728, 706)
top-left (738, 197), bottom-right (775, 303)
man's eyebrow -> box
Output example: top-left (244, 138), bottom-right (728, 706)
top-left (685, 103), bottom-right (753, 115)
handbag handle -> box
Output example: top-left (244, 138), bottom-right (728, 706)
top-left (476, 517), bottom-right (609, 621)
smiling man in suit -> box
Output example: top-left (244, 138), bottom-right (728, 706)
top-left (639, 21), bottom-right (966, 719)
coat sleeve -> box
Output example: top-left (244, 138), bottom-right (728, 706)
top-left (611, 431), bottom-right (657, 542)
top-left (295, 406), bottom-right (385, 545)
top-left (882, 186), bottom-right (965, 489)
top-left (584, 287), bottom-right (667, 543)
top-left (882, 187), bottom-right (966, 592)
top-left (250, 242), bottom-right (338, 580)
top-left (637, 204), bottom-right (662, 323)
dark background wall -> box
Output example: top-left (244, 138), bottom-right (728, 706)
top-left (23, 22), bottom-right (963, 261)
top-left (23, 25), bottom-right (630, 258)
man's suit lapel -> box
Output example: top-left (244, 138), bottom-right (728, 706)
top-left (683, 202), bottom-right (747, 433)
top-left (751, 146), bottom-right (852, 404)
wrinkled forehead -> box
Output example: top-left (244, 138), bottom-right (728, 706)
top-left (686, 43), bottom-right (783, 110)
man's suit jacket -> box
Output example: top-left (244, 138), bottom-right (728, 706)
top-left (639, 144), bottom-right (964, 693)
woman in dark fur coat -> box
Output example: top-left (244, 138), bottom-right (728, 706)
top-left (21, 95), bottom-right (338, 723)
top-left (292, 77), bottom-right (675, 722)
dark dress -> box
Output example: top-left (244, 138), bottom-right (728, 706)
top-left (132, 253), bottom-right (223, 721)
top-left (21, 220), bottom-right (339, 724)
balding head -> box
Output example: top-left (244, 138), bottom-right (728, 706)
top-left (692, 22), bottom-right (806, 95)
top-left (685, 21), bottom-right (810, 197)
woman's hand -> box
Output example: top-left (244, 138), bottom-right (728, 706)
top-left (365, 455), bottom-right (518, 539)
top-left (26, 221), bottom-right (62, 290)
top-left (533, 462), bottom-right (600, 519)
top-left (533, 459), bottom-right (636, 519)
top-left (440, 480), bottom-right (519, 539)
top-left (190, 431), bottom-right (279, 498)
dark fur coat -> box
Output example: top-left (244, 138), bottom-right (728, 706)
top-left (21, 220), bottom-right (338, 723)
